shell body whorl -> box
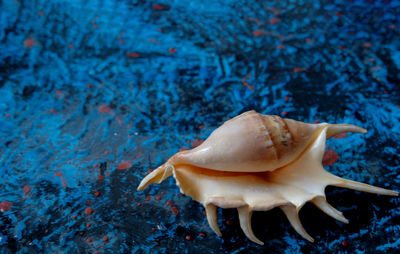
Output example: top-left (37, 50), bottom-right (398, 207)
top-left (172, 110), bottom-right (321, 172)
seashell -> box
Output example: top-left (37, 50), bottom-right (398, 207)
top-left (137, 110), bottom-right (398, 245)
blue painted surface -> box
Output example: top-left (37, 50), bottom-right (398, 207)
top-left (0, 0), bottom-right (399, 253)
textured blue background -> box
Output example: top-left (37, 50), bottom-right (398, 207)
top-left (0, 0), bottom-right (400, 253)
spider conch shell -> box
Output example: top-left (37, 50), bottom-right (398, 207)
top-left (137, 110), bottom-right (398, 245)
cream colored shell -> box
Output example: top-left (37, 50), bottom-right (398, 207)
top-left (137, 111), bottom-right (398, 245)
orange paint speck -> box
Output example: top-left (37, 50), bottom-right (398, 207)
top-left (103, 235), bottom-right (109, 241)
top-left (342, 240), bottom-right (348, 247)
top-left (39, 10), bottom-right (44, 16)
top-left (185, 235), bottom-right (191, 241)
top-left (199, 233), bottom-right (206, 237)
top-left (145, 196), bottom-right (151, 201)
top-left (117, 161), bottom-right (132, 170)
top-left (169, 48), bottom-right (177, 54)
top-left (278, 44), bottom-right (285, 50)
top-left (54, 172), bottom-right (63, 177)
top-left (94, 191), bottom-right (100, 197)
top-left (98, 174), bottom-right (104, 181)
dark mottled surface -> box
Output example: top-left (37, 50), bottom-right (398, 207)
top-left (0, 0), bottom-right (399, 253)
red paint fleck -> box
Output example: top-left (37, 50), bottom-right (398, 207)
top-left (179, 147), bottom-right (188, 151)
top-left (148, 38), bottom-right (161, 44)
top-left (156, 195), bottom-right (162, 200)
top-left (277, 44), bottom-right (284, 50)
top-left (305, 38), bottom-right (314, 43)
top-left (169, 48), bottom-right (177, 54)
top-left (98, 105), bottom-right (122, 125)
top-left (185, 235), bottom-right (191, 241)
top-left (161, 191), bottom-right (165, 195)
top-left (24, 38), bottom-right (35, 48)
top-left (333, 133), bottom-right (348, 139)
top-left (153, 4), bottom-right (164, 10)
top-left (199, 233), bottom-right (206, 237)
top-left (198, 125), bottom-right (204, 130)
top-left (0, 201), bottom-right (12, 212)
top-left (389, 24), bottom-right (396, 29)
top-left (61, 176), bottom-right (68, 188)
top-left (54, 172), bottom-right (63, 177)
top-left (23, 185), bottom-right (31, 195)
top-left (87, 238), bottom-right (92, 242)
top-left (342, 240), bottom-right (348, 246)
top-left (137, 202), bottom-right (142, 206)
top-left (86, 222), bottom-right (92, 228)
top-left (39, 10), bottom-right (44, 16)
top-left (285, 96), bottom-right (290, 101)
top-left (363, 42), bottom-right (372, 48)
top-left (87, 84), bottom-right (93, 88)
top-left (335, 11), bottom-right (343, 16)
top-left (171, 206), bottom-right (179, 215)
top-left (253, 30), bottom-right (263, 37)
top-left (152, 227), bottom-right (156, 231)
top-left (103, 235), bottom-right (109, 241)
top-left (322, 150), bottom-right (339, 166)
top-left (145, 196), bottom-right (151, 201)
top-left (5, 113), bottom-right (10, 118)
top-left (313, 120), bottom-right (321, 123)
top-left (98, 105), bottom-right (111, 113)
top-left (50, 108), bottom-right (57, 114)
top-left (338, 45), bottom-right (345, 50)
top-left (94, 191), bottom-right (100, 197)
top-left (95, 252), bottom-right (99, 254)
top-left (177, 193), bottom-right (182, 197)
top-left (242, 75), bottom-right (255, 90)
top-left (282, 111), bottom-right (288, 116)
top-left (147, 168), bottom-right (153, 174)
top-left (269, 18), bottom-right (280, 24)
top-left (167, 200), bottom-right (173, 206)
top-left (293, 67), bottom-right (307, 73)
top-left (117, 161), bottom-right (132, 170)
top-left (226, 219), bottom-right (233, 225)
top-left (91, 18), bottom-right (98, 29)
top-left (93, 164), bottom-right (98, 168)
top-left (136, 152), bottom-right (142, 159)
top-left (22, 197), bottom-right (26, 201)
top-left (191, 138), bottom-right (204, 148)
top-left (98, 174), bottom-right (104, 181)
top-left (84, 207), bottom-right (94, 215)
top-left (55, 90), bottom-right (65, 98)
top-left (127, 52), bottom-right (140, 58)
top-left (68, 43), bottom-right (74, 48)
top-left (104, 150), bottom-right (109, 155)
